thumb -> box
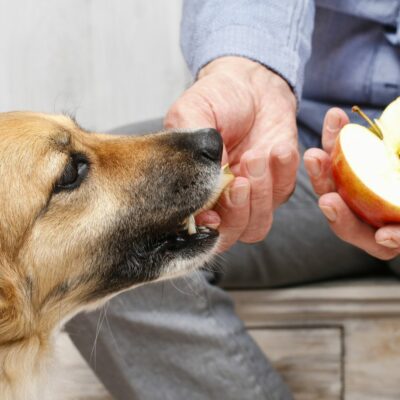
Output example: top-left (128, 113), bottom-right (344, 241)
top-left (164, 89), bottom-right (217, 130)
top-left (322, 108), bottom-right (349, 154)
top-left (165, 93), bottom-right (228, 165)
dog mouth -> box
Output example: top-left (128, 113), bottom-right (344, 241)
top-left (155, 164), bottom-right (234, 253)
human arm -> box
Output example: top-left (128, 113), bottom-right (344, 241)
top-left (166, 1), bottom-right (315, 252)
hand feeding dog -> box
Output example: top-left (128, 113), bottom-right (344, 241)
top-left (0, 112), bottom-right (234, 400)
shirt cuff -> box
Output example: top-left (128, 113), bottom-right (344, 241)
top-left (185, 25), bottom-right (307, 100)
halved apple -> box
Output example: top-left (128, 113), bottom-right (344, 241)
top-left (332, 97), bottom-right (400, 227)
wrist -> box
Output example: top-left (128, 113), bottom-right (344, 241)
top-left (198, 56), bottom-right (261, 78)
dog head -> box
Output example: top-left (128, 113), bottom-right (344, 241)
top-left (0, 112), bottom-right (224, 343)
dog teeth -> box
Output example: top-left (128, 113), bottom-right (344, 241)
top-left (187, 214), bottom-right (197, 235)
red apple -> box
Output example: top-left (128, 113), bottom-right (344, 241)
top-left (332, 97), bottom-right (400, 228)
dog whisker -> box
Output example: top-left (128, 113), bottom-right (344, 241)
top-left (90, 307), bottom-right (107, 370)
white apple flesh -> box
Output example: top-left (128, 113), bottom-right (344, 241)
top-left (332, 97), bottom-right (400, 227)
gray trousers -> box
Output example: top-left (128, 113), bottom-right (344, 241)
top-left (66, 110), bottom-right (396, 400)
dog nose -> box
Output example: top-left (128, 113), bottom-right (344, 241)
top-left (191, 128), bottom-right (223, 163)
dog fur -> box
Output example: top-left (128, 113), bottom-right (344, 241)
top-left (0, 112), bottom-right (223, 399)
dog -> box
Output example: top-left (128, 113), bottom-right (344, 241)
top-left (0, 111), bottom-right (225, 400)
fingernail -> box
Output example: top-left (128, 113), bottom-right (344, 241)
top-left (377, 239), bottom-right (399, 249)
top-left (247, 157), bottom-right (266, 178)
top-left (278, 151), bottom-right (292, 165)
top-left (205, 223), bottom-right (220, 230)
top-left (320, 205), bottom-right (337, 222)
top-left (308, 157), bottom-right (321, 177)
top-left (230, 184), bottom-right (249, 206)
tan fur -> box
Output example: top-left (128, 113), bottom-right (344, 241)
top-left (0, 112), bottom-right (220, 399)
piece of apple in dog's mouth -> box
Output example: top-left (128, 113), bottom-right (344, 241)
top-left (183, 163), bottom-right (234, 234)
top-left (155, 163), bottom-right (234, 253)
top-left (332, 97), bottom-right (400, 227)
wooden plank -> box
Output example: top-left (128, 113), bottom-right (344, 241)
top-left (345, 320), bottom-right (400, 400)
top-left (231, 278), bottom-right (400, 302)
top-left (54, 333), bottom-right (112, 400)
top-left (249, 328), bottom-right (342, 400)
top-left (231, 279), bottom-right (400, 325)
top-left (51, 279), bottom-right (400, 399)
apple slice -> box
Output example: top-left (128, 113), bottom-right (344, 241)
top-left (332, 97), bottom-right (400, 227)
top-left (185, 164), bottom-right (235, 234)
top-left (198, 163), bottom-right (234, 212)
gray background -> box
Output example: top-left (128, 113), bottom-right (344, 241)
top-left (0, 0), bottom-right (189, 131)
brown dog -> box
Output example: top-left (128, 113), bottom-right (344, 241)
top-left (0, 112), bottom-right (224, 399)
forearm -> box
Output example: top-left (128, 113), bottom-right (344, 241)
top-left (181, 0), bottom-right (316, 98)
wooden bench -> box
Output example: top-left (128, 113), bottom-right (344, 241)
top-left (55, 277), bottom-right (400, 400)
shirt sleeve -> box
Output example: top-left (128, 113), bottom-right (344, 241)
top-left (181, 0), bottom-right (316, 99)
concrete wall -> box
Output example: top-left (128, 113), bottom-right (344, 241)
top-left (0, 0), bottom-right (190, 131)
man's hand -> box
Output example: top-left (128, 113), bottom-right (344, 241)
top-left (165, 56), bottom-right (298, 252)
top-left (304, 108), bottom-right (400, 260)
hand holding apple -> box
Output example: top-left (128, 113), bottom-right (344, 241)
top-left (332, 98), bottom-right (400, 228)
top-left (304, 101), bottom-right (400, 261)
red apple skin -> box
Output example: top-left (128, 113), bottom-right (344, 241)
top-left (331, 135), bottom-right (400, 228)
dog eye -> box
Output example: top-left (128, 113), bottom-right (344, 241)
top-left (54, 154), bottom-right (89, 193)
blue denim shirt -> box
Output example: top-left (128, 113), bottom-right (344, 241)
top-left (181, 0), bottom-right (400, 146)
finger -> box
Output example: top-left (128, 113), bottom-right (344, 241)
top-left (304, 148), bottom-right (336, 195)
top-left (238, 151), bottom-right (273, 243)
top-left (164, 90), bottom-right (216, 129)
top-left (375, 225), bottom-right (400, 250)
top-left (269, 143), bottom-right (299, 208)
top-left (322, 107), bottom-right (350, 154)
top-left (195, 210), bottom-right (221, 230)
top-left (214, 177), bottom-right (250, 252)
top-left (319, 193), bottom-right (398, 260)
top-left (221, 144), bottom-right (229, 166)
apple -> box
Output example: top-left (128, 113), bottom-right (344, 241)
top-left (186, 164), bottom-right (234, 234)
top-left (332, 97), bottom-right (400, 227)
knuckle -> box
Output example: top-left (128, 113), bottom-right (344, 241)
top-left (241, 234), bottom-right (264, 243)
top-left (251, 185), bottom-right (271, 203)
top-left (375, 248), bottom-right (398, 261)
top-left (251, 192), bottom-right (269, 205)
top-left (314, 181), bottom-right (334, 197)
top-left (240, 218), bottom-right (273, 243)
top-left (240, 231), bottom-right (268, 243)
top-left (331, 227), bottom-right (351, 243)
top-left (165, 105), bottom-right (184, 127)
top-left (220, 217), bottom-right (247, 235)
top-left (314, 187), bottom-right (326, 197)
top-left (274, 182), bottom-right (296, 203)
